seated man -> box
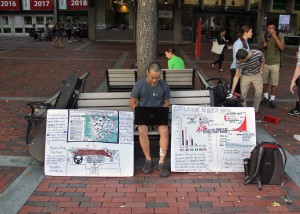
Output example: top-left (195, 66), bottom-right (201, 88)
top-left (29, 24), bottom-right (39, 41)
top-left (129, 62), bottom-right (170, 177)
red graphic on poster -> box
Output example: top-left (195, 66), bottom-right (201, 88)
top-left (0, 0), bottom-right (20, 11)
top-left (233, 115), bottom-right (247, 132)
top-left (30, 0), bottom-right (53, 11)
top-left (67, 0), bottom-right (87, 10)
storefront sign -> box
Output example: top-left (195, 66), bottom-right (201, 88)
top-left (0, 0), bottom-right (20, 11)
top-left (22, 0), bottom-right (54, 11)
top-left (59, 0), bottom-right (88, 10)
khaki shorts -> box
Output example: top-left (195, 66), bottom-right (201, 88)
top-left (262, 64), bottom-right (280, 86)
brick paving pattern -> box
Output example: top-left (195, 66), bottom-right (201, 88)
top-left (0, 37), bottom-right (299, 213)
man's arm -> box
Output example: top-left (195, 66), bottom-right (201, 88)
top-left (231, 69), bottom-right (240, 93)
top-left (257, 34), bottom-right (267, 50)
top-left (163, 99), bottom-right (170, 108)
top-left (259, 56), bottom-right (265, 74)
top-left (290, 66), bottom-right (300, 94)
top-left (129, 97), bottom-right (138, 110)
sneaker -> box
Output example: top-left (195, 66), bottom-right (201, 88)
top-left (288, 108), bottom-right (300, 115)
top-left (293, 134), bottom-right (300, 142)
top-left (141, 160), bottom-right (153, 174)
top-left (261, 97), bottom-right (269, 105)
top-left (157, 163), bottom-right (170, 177)
top-left (255, 112), bottom-right (261, 123)
top-left (269, 100), bottom-right (276, 108)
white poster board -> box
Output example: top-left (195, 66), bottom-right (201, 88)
top-left (171, 105), bottom-right (256, 172)
top-left (45, 109), bottom-right (134, 177)
top-left (278, 14), bottom-right (290, 30)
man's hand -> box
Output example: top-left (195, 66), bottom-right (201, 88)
top-left (269, 29), bottom-right (277, 38)
top-left (262, 42), bottom-right (268, 48)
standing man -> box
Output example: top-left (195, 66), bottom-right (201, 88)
top-left (129, 62), bottom-right (171, 177)
top-left (231, 49), bottom-right (265, 119)
top-left (259, 21), bottom-right (285, 108)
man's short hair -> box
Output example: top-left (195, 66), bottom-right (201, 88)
top-left (266, 21), bottom-right (276, 28)
top-left (236, 49), bottom-right (248, 60)
top-left (148, 62), bottom-right (162, 73)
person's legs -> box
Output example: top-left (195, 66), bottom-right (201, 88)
top-left (230, 68), bottom-right (240, 94)
top-left (138, 125), bottom-right (151, 160)
top-left (261, 64), bottom-right (271, 103)
top-left (138, 125), bottom-right (153, 174)
top-left (218, 52), bottom-right (224, 69)
top-left (156, 125), bottom-right (170, 177)
top-left (240, 75), bottom-right (251, 108)
top-left (269, 65), bottom-right (280, 108)
top-left (252, 73), bottom-right (263, 113)
top-left (52, 36), bottom-right (58, 47)
top-left (59, 36), bottom-right (64, 46)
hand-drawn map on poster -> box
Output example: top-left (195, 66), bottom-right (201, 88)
top-left (171, 105), bottom-right (256, 172)
top-left (45, 109), bottom-right (134, 177)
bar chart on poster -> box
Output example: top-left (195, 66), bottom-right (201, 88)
top-left (44, 109), bottom-right (134, 177)
top-left (171, 105), bottom-right (256, 172)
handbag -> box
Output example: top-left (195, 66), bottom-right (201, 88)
top-left (211, 41), bottom-right (225, 55)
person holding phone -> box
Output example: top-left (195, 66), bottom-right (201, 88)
top-left (258, 21), bottom-right (285, 108)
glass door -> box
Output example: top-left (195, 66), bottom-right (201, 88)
top-left (1, 15), bottom-right (13, 36)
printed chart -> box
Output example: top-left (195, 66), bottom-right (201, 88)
top-left (45, 109), bottom-right (134, 177)
top-left (171, 105), bottom-right (256, 172)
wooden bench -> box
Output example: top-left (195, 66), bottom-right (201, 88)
top-left (76, 90), bottom-right (213, 135)
top-left (106, 69), bottom-right (137, 92)
top-left (106, 68), bottom-right (197, 92)
top-left (162, 69), bottom-right (195, 90)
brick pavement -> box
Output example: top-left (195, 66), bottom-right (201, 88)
top-left (0, 37), bottom-right (299, 213)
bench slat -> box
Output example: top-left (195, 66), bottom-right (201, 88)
top-left (109, 82), bottom-right (135, 86)
top-left (171, 97), bottom-right (211, 105)
top-left (78, 92), bottom-right (131, 99)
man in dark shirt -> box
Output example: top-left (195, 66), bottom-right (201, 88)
top-left (129, 62), bottom-right (171, 177)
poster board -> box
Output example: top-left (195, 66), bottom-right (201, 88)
top-left (278, 14), bottom-right (290, 31)
top-left (171, 105), bottom-right (256, 172)
top-left (45, 109), bottom-right (134, 177)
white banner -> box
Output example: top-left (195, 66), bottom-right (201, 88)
top-left (58, 0), bottom-right (66, 9)
top-left (22, 0), bottom-right (30, 10)
top-left (171, 106), bottom-right (256, 172)
top-left (45, 109), bottom-right (134, 177)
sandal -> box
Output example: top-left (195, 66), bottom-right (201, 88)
top-left (157, 163), bottom-right (170, 177)
top-left (211, 63), bottom-right (214, 69)
top-left (218, 69), bottom-right (224, 72)
top-left (141, 160), bottom-right (153, 174)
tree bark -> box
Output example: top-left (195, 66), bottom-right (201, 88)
top-left (136, 0), bottom-right (158, 79)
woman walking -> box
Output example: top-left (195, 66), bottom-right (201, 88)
top-left (211, 29), bottom-right (228, 72)
top-left (230, 25), bottom-right (253, 94)
top-left (52, 20), bottom-right (64, 47)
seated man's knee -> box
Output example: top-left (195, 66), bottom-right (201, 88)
top-left (138, 125), bottom-right (149, 137)
top-left (157, 125), bottom-right (168, 137)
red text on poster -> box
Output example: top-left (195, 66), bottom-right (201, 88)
top-left (67, 0), bottom-right (88, 10)
top-left (30, 0), bottom-right (53, 10)
top-left (0, 0), bottom-right (20, 11)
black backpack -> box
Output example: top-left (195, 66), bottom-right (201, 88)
top-left (243, 142), bottom-right (287, 190)
top-left (206, 78), bottom-right (243, 107)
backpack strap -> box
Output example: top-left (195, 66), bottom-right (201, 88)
top-left (244, 145), bottom-right (265, 185)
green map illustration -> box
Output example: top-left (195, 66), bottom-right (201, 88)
top-left (82, 114), bottom-right (119, 143)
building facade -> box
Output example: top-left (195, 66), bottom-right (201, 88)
top-left (1, 0), bottom-right (299, 44)
top-left (87, 0), bottom-right (300, 44)
top-left (0, 0), bottom-right (88, 36)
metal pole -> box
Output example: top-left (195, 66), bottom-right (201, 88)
top-left (54, 0), bottom-right (58, 22)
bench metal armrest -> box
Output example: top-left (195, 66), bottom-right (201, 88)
top-left (27, 102), bottom-right (54, 115)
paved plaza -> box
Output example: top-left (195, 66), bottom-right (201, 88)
top-left (0, 36), bottom-right (299, 213)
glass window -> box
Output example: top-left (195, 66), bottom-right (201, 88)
top-left (2, 16), bottom-right (9, 25)
top-left (15, 28), bottom-right (23, 33)
top-left (158, 1), bottom-right (174, 31)
top-left (24, 16), bottom-right (32, 25)
top-left (46, 16), bottom-right (54, 25)
top-left (181, 7), bottom-right (193, 42)
top-left (226, 0), bottom-right (245, 9)
top-left (3, 28), bottom-right (11, 33)
top-left (97, 0), bottom-right (133, 30)
top-left (182, 0), bottom-right (199, 5)
top-left (250, 0), bottom-right (259, 9)
top-left (36, 16), bottom-right (44, 25)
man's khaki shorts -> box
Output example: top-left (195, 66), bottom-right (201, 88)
top-left (262, 64), bottom-right (280, 86)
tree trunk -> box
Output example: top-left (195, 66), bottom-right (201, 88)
top-left (136, 0), bottom-right (158, 79)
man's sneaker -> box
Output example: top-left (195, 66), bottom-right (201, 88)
top-left (269, 100), bottom-right (276, 108)
top-left (288, 108), bottom-right (300, 115)
top-left (141, 160), bottom-right (153, 174)
top-left (157, 163), bottom-right (170, 177)
top-left (255, 112), bottom-right (261, 123)
top-left (261, 97), bottom-right (269, 105)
